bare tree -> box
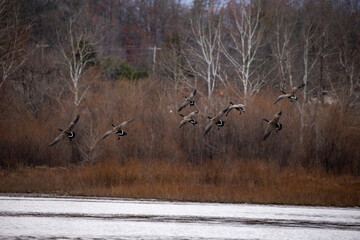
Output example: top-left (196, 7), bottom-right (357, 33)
top-left (76, 108), bottom-right (101, 164)
top-left (183, 6), bottom-right (223, 98)
top-left (338, 39), bottom-right (360, 107)
top-left (296, 7), bottom-right (333, 148)
top-left (158, 32), bottom-right (191, 90)
top-left (220, 0), bottom-right (266, 100)
top-left (0, 0), bottom-right (30, 90)
top-left (271, 2), bottom-right (298, 88)
top-left (301, 24), bottom-right (320, 101)
top-left (57, 13), bottom-right (98, 107)
top-left (335, 0), bottom-right (360, 108)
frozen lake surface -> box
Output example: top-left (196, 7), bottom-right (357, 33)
top-left (0, 195), bottom-right (359, 240)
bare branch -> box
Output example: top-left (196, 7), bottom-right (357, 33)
top-left (57, 14), bottom-right (98, 106)
top-left (220, 1), bottom-right (265, 100)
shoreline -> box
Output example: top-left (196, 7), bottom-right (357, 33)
top-left (0, 192), bottom-right (359, 209)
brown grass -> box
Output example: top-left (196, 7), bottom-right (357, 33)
top-left (1, 159), bottom-right (359, 207)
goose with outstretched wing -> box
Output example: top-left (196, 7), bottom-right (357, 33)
top-left (49, 115), bottom-right (80, 146)
top-left (99, 118), bottom-right (134, 141)
top-left (225, 101), bottom-right (246, 116)
top-left (178, 109), bottom-right (200, 128)
top-left (274, 83), bottom-right (305, 104)
top-left (263, 111), bottom-right (283, 141)
top-left (203, 108), bottom-right (227, 136)
top-left (178, 89), bottom-right (197, 112)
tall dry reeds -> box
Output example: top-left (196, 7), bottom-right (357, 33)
top-left (0, 74), bottom-right (360, 175)
top-left (0, 159), bottom-right (359, 206)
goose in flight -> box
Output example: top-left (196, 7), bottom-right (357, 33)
top-left (263, 110), bottom-right (283, 141)
top-left (49, 115), bottom-right (80, 146)
top-left (99, 119), bottom-right (134, 141)
top-left (203, 108), bottom-right (227, 136)
top-left (225, 101), bottom-right (246, 116)
top-left (274, 83), bottom-right (305, 104)
top-left (178, 89), bottom-right (197, 112)
top-left (178, 109), bottom-right (200, 128)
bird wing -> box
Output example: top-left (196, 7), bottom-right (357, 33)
top-left (189, 89), bottom-right (197, 99)
top-left (203, 121), bottom-right (214, 136)
top-left (49, 133), bottom-right (64, 146)
top-left (216, 108), bottom-right (227, 119)
top-left (211, 108), bottom-right (227, 122)
top-left (187, 109), bottom-right (199, 118)
top-left (66, 115), bottom-right (80, 131)
top-left (118, 118), bottom-right (134, 129)
top-left (236, 103), bottom-right (246, 109)
top-left (291, 83), bottom-right (305, 94)
top-left (178, 100), bottom-right (189, 112)
top-left (225, 106), bottom-right (233, 116)
top-left (99, 130), bottom-right (114, 141)
top-left (178, 119), bottom-right (188, 128)
top-left (272, 110), bottom-right (282, 123)
top-left (263, 125), bottom-right (274, 141)
top-left (274, 94), bottom-right (288, 104)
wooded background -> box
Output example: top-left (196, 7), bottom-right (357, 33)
top-left (0, 0), bottom-right (359, 175)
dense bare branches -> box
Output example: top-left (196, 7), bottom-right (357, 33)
top-left (57, 12), bottom-right (99, 107)
top-left (0, 0), bottom-right (31, 90)
top-left (271, 1), bottom-right (298, 88)
top-left (183, 6), bottom-right (223, 98)
top-left (220, 0), bottom-right (266, 99)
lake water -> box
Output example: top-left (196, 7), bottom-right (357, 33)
top-left (0, 195), bottom-right (359, 239)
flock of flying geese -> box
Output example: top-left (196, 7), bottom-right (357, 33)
top-left (49, 84), bottom-right (305, 146)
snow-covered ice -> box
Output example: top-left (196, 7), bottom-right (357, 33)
top-left (0, 195), bottom-right (359, 239)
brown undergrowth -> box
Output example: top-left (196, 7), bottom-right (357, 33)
top-left (1, 78), bottom-right (360, 174)
top-left (0, 159), bottom-right (359, 207)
